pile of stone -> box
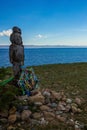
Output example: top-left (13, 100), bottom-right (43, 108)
top-left (0, 89), bottom-right (85, 130)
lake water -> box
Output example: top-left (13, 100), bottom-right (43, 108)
top-left (0, 48), bottom-right (87, 67)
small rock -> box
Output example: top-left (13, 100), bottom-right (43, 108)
top-left (16, 112), bottom-right (21, 120)
top-left (31, 119), bottom-right (40, 125)
top-left (55, 111), bottom-right (63, 115)
top-left (62, 95), bottom-right (67, 102)
top-left (75, 124), bottom-right (81, 130)
top-left (34, 102), bottom-right (43, 106)
top-left (60, 90), bottom-right (65, 96)
top-left (71, 106), bottom-right (78, 113)
top-left (65, 104), bottom-right (71, 112)
top-left (56, 115), bottom-right (66, 122)
top-left (59, 101), bottom-right (66, 106)
top-left (43, 91), bottom-right (51, 97)
top-left (75, 98), bottom-right (82, 106)
top-left (22, 105), bottom-right (29, 110)
top-left (57, 104), bottom-right (66, 111)
top-left (43, 111), bottom-right (55, 121)
top-left (8, 114), bottom-right (17, 124)
top-left (29, 91), bottom-right (45, 104)
top-left (40, 105), bottom-right (51, 111)
top-left (9, 106), bottom-right (17, 114)
top-left (33, 112), bottom-right (42, 119)
top-left (66, 98), bottom-right (72, 104)
top-left (17, 123), bottom-right (21, 127)
top-left (18, 95), bottom-right (28, 101)
top-left (21, 110), bottom-right (32, 121)
top-left (66, 119), bottom-right (75, 126)
top-left (77, 108), bottom-right (82, 113)
top-left (49, 103), bottom-right (57, 108)
top-left (71, 103), bottom-right (78, 108)
top-left (7, 125), bottom-right (15, 130)
top-left (51, 90), bottom-right (62, 100)
top-left (40, 117), bottom-right (48, 125)
top-left (17, 105), bottom-right (29, 112)
top-left (72, 91), bottom-right (79, 95)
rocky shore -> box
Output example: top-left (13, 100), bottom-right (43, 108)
top-left (0, 88), bottom-right (86, 130)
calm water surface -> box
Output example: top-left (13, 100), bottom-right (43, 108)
top-left (0, 48), bottom-right (87, 67)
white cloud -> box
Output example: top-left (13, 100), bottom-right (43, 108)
top-left (36, 34), bottom-right (43, 38)
top-left (35, 34), bottom-right (47, 39)
top-left (0, 29), bottom-right (12, 37)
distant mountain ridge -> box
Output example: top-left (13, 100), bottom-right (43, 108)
top-left (0, 45), bottom-right (87, 48)
top-left (24, 45), bottom-right (87, 48)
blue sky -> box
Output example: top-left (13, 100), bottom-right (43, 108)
top-left (0, 0), bottom-right (87, 46)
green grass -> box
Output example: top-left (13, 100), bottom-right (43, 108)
top-left (33, 63), bottom-right (87, 97)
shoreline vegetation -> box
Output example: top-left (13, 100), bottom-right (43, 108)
top-left (0, 62), bottom-right (87, 129)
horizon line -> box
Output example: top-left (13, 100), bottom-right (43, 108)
top-left (0, 45), bottom-right (87, 48)
top-left (0, 44), bottom-right (87, 46)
